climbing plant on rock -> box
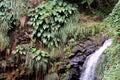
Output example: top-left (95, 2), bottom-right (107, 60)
top-left (28, 0), bottom-right (77, 47)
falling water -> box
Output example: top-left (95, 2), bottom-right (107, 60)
top-left (80, 39), bottom-right (112, 80)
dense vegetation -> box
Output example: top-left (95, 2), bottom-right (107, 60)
top-left (28, 0), bottom-right (77, 47)
top-left (0, 0), bottom-right (120, 80)
top-left (97, 1), bottom-right (120, 80)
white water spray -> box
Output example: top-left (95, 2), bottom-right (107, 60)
top-left (80, 39), bottom-right (112, 80)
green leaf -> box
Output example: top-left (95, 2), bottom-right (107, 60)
top-left (28, 0), bottom-right (77, 47)
top-left (35, 50), bottom-right (40, 55)
top-left (35, 26), bottom-right (39, 30)
top-left (37, 33), bottom-right (41, 37)
top-left (32, 30), bottom-right (36, 36)
top-left (42, 38), bottom-right (47, 43)
top-left (41, 53), bottom-right (46, 57)
top-left (43, 25), bottom-right (49, 30)
top-left (32, 48), bottom-right (36, 52)
top-left (36, 56), bottom-right (41, 61)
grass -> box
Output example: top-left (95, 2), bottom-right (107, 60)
top-left (56, 12), bottom-right (104, 46)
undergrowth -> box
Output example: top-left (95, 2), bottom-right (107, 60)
top-left (0, 0), bottom-right (29, 51)
top-left (97, 1), bottom-right (120, 79)
top-left (56, 13), bottom-right (103, 46)
top-left (28, 0), bottom-right (77, 47)
top-left (96, 40), bottom-right (120, 80)
top-left (12, 44), bottom-right (50, 72)
top-left (0, 32), bottom-right (9, 51)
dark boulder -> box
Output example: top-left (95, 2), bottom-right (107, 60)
top-left (66, 35), bottom-right (106, 80)
top-left (70, 54), bottom-right (86, 65)
top-left (71, 45), bottom-right (84, 54)
top-left (84, 45), bottom-right (97, 56)
top-left (57, 65), bottom-right (66, 74)
top-left (66, 65), bottom-right (80, 80)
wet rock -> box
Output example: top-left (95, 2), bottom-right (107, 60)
top-left (72, 45), bottom-right (84, 54)
top-left (57, 65), bottom-right (66, 74)
top-left (87, 36), bottom-right (96, 41)
top-left (66, 35), bottom-right (107, 80)
top-left (94, 76), bottom-right (99, 80)
top-left (77, 42), bottom-right (85, 48)
top-left (66, 65), bottom-right (80, 80)
top-left (84, 45), bottom-right (97, 56)
top-left (69, 53), bottom-right (76, 59)
top-left (66, 74), bottom-right (79, 80)
top-left (97, 36), bottom-right (106, 46)
top-left (76, 52), bottom-right (83, 56)
top-left (84, 40), bottom-right (92, 46)
top-left (70, 54), bottom-right (86, 65)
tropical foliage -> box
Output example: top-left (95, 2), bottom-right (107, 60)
top-left (97, 1), bottom-right (120, 80)
top-left (0, 32), bottom-right (9, 51)
top-left (0, 0), bottom-right (29, 51)
top-left (28, 0), bottom-right (77, 47)
top-left (0, 0), bottom-right (120, 80)
top-left (13, 44), bottom-right (50, 71)
top-left (104, 0), bottom-right (120, 38)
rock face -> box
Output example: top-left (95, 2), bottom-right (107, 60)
top-left (66, 65), bottom-right (80, 80)
top-left (57, 65), bottom-right (66, 74)
top-left (66, 35), bottom-right (106, 80)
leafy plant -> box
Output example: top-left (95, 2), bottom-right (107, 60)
top-left (0, 32), bottom-right (9, 51)
top-left (12, 44), bottom-right (50, 72)
top-left (104, 0), bottom-right (120, 38)
top-left (28, 0), bottom-right (77, 47)
top-left (0, 0), bottom-right (29, 31)
top-left (55, 13), bottom-right (101, 45)
top-left (0, 0), bottom-right (29, 51)
top-left (97, 1), bottom-right (120, 80)
top-left (0, 0), bottom-right (13, 31)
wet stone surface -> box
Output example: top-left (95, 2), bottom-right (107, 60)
top-left (66, 36), bottom-right (106, 80)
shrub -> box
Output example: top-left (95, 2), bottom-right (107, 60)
top-left (0, 0), bottom-right (29, 31)
top-left (55, 13), bottom-right (101, 44)
top-left (12, 44), bottom-right (50, 72)
top-left (28, 0), bottom-right (77, 47)
top-left (97, 1), bottom-right (120, 80)
top-left (0, 0), bottom-right (29, 51)
top-left (0, 32), bottom-right (9, 51)
top-left (96, 41), bottom-right (120, 80)
top-left (104, 1), bottom-right (120, 39)
top-left (0, 0), bottom-right (14, 31)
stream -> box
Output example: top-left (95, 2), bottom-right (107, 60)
top-left (79, 39), bottom-right (112, 80)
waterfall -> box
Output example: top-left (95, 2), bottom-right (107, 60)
top-left (80, 39), bottom-right (112, 80)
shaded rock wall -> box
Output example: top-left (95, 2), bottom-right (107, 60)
top-left (66, 35), bottom-right (106, 80)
